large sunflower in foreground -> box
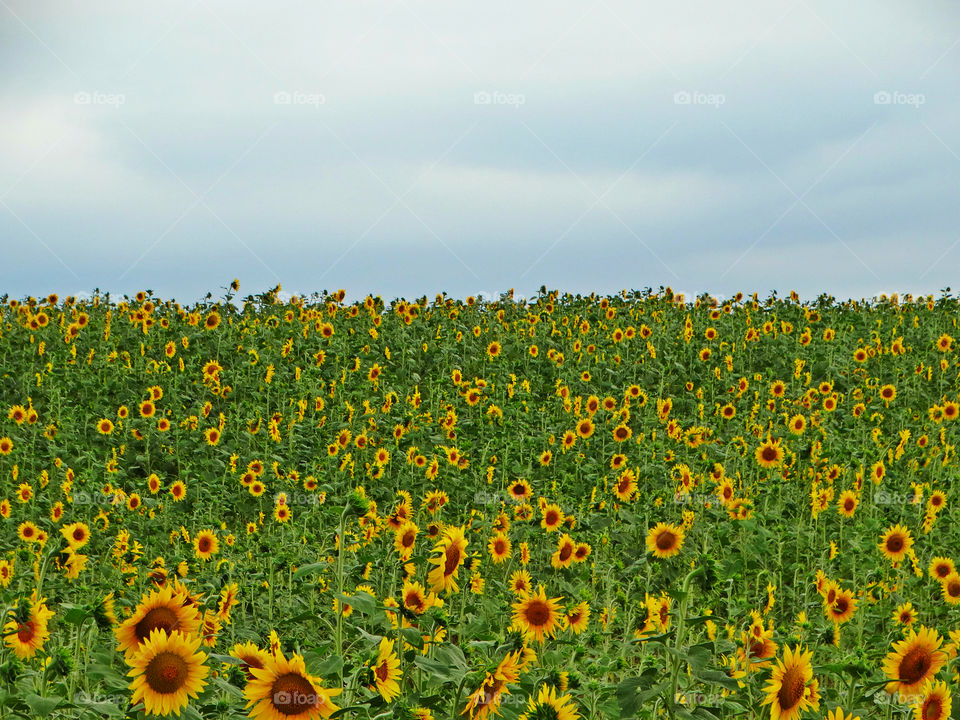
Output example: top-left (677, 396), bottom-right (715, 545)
top-left (244, 649), bottom-right (341, 720)
top-left (881, 626), bottom-right (947, 696)
top-left (427, 525), bottom-right (468, 594)
top-left (511, 585), bottom-right (563, 644)
top-left (4, 590), bottom-right (55, 659)
top-left (127, 628), bottom-right (208, 717)
top-left (646, 522), bottom-right (685, 559)
top-left (115, 585), bottom-right (202, 657)
top-left (518, 685), bottom-right (580, 720)
top-left (761, 645), bottom-right (819, 720)
top-left (913, 680), bottom-right (951, 720)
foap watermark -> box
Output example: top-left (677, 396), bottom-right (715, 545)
top-left (473, 491), bottom-right (502, 506)
top-left (873, 490), bottom-right (916, 506)
top-left (474, 90), bottom-right (525, 108)
top-left (873, 690), bottom-right (923, 708)
top-left (274, 691), bottom-right (321, 707)
top-left (475, 289), bottom-right (531, 305)
top-left (874, 90), bottom-right (925, 108)
top-left (274, 91), bottom-right (326, 108)
top-left (674, 492), bottom-right (718, 506)
top-left (73, 490), bottom-right (126, 506)
top-left (675, 691), bottom-right (724, 707)
top-left (74, 691), bottom-right (127, 705)
top-left (74, 91), bottom-right (126, 108)
top-left (274, 491), bottom-right (322, 506)
top-left (673, 90), bottom-right (725, 108)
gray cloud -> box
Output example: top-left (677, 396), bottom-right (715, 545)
top-left (1, 0), bottom-right (958, 303)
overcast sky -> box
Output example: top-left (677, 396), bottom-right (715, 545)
top-left (1, 1), bottom-right (958, 304)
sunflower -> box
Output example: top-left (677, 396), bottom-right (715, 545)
top-left (518, 685), bottom-right (580, 720)
top-left (488, 532), bottom-right (511, 564)
top-left (508, 479), bottom-right (532, 501)
top-left (0, 559), bottom-right (13, 588)
top-left (140, 400), bottom-right (156, 418)
top-left (788, 414), bottom-right (806, 434)
top-left (4, 590), bottom-right (55, 659)
top-left (761, 645), bottom-right (819, 720)
top-left (394, 521), bottom-right (419, 561)
top-left (881, 626), bottom-right (947, 695)
top-left (929, 557), bottom-right (955, 580)
top-left (551, 534), bottom-right (577, 569)
top-left (824, 588), bottom-right (856, 625)
top-left (738, 623), bottom-right (778, 672)
top-left (825, 710), bottom-right (859, 720)
top-left (244, 649), bottom-right (341, 720)
top-left (97, 418), bottom-right (114, 435)
top-left (893, 602), bottom-right (917, 626)
top-left (646, 522), bottom-right (685, 559)
top-left (540, 504), bottom-right (565, 532)
top-left (427, 525), bottom-right (468, 594)
top-left (511, 585), bottom-right (563, 644)
top-left (914, 680), bottom-right (951, 720)
top-left (194, 530), bottom-right (219, 560)
top-left (613, 469), bottom-right (638, 501)
top-left (879, 525), bottom-right (913, 564)
top-left (18, 521), bottom-right (40, 542)
top-left (369, 638), bottom-right (402, 702)
top-left (126, 628), bottom-right (208, 717)
top-left (402, 580), bottom-right (439, 615)
top-left (575, 418), bottom-right (595, 439)
top-left (940, 573), bottom-right (960, 604)
top-left (755, 438), bottom-right (784, 469)
top-left (115, 585), bottom-right (201, 657)
top-left (837, 491), bottom-right (858, 518)
top-left (170, 481), bottom-right (186, 502)
top-left (565, 601), bottom-right (590, 634)
top-left (509, 570), bottom-right (532, 597)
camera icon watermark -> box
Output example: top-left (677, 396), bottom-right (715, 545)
top-left (273, 91), bottom-right (326, 108)
top-left (474, 90), bottom-right (525, 107)
top-left (673, 90), bottom-right (725, 108)
top-left (74, 91), bottom-right (126, 108)
top-left (873, 90), bottom-right (924, 108)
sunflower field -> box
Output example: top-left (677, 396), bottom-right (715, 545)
top-left (1, 284), bottom-right (959, 720)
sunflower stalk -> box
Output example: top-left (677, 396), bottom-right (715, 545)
top-left (666, 565), bottom-right (703, 718)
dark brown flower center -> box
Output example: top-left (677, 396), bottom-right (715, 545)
top-left (776, 665), bottom-right (805, 711)
top-left (145, 651), bottom-right (189, 694)
top-left (270, 673), bottom-right (317, 715)
top-left (524, 600), bottom-right (550, 627)
top-left (899, 647), bottom-right (932, 684)
top-left (656, 531), bottom-right (677, 551)
top-left (136, 606), bottom-right (180, 642)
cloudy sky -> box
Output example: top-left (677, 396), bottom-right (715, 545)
top-left (1, 1), bottom-right (958, 304)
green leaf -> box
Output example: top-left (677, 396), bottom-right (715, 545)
top-left (24, 694), bottom-right (63, 717)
